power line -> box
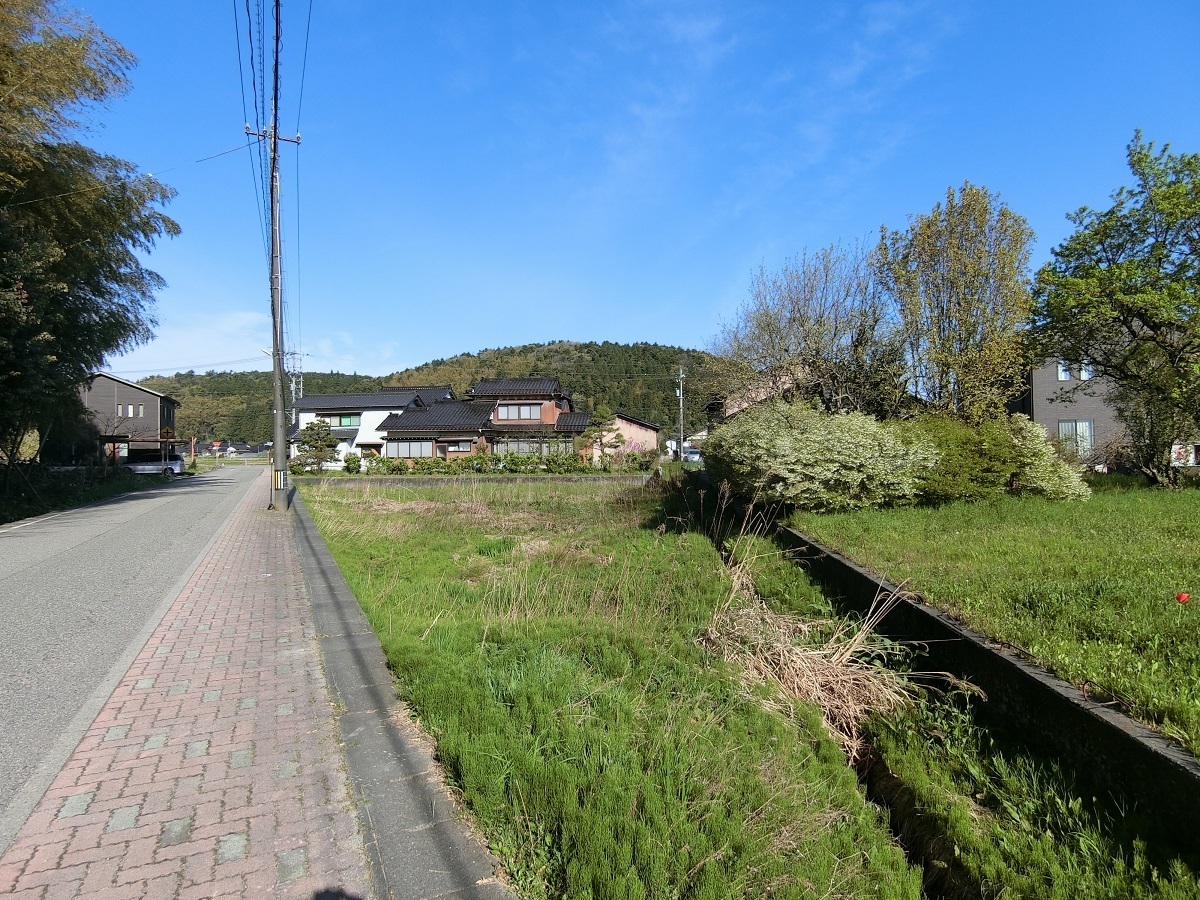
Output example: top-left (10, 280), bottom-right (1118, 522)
top-left (2, 139), bottom-right (263, 211)
top-left (233, 0), bottom-right (269, 258)
top-left (104, 356), bottom-right (268, 376)
top-left (294, 0), bottom-right (314, 133)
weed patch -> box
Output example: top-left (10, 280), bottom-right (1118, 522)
top-left (301, 479), bottom-right (920, 898)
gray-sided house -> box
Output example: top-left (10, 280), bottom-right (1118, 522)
top-left (1010, 360), bottom-right (1125, 461)
top-left (76, 372), bottom-right (180, 465)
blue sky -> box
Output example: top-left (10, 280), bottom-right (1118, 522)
top-left (80, 1), bottom-right (1200, 379)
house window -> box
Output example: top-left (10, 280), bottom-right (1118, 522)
top-left (385, 440), bottom-right (433, 458)
top-left (116, 402), bottom-right (123, 416)
top-left (127, 404), bottom-right (135, 417)
top-left (493, 438), bottom-right (571, 456)
top-left (324, 414), bottom-right (360, 427)
top-left (137, 404), bottom-right (144, 418)
top-left (496, 404), bottom-right (540, 420)
top-left (1056, 361), bottom-right (1071, 381)
top-left (1058, 419), bottom-right (1094, 457)
top-left (448, 441), bottom-right (473, 452)
top-left (1079, 362), bottom-right (1093, 380)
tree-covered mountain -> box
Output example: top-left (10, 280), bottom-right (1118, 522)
top-left (140, 370), bottom-right (382, 444)
top-left (138, 342), bottom-right (714, 443)
top-left (385, 341), bottom-right (714, 434)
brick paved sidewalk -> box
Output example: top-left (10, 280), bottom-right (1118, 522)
top-left (0, 472), bottom-right (373, 899)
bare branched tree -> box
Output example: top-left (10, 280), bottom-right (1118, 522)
top-left (711, 242), bottom-right (909, 419)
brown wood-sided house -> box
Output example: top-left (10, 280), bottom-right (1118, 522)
top-left (75, 373), bottom-right (180, 465)
top-left (378, 378), bottom-right (589, 458)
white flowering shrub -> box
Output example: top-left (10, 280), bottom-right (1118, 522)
top-left (1007, 414), bottom-right (1091, 501)
top-left (704, 401), bottom-right (940, 512)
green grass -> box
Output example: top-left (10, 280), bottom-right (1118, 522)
top-left (788, 489), bottom-right (1200, 752)
top-left (301, 479), bottom-right (920, 899)
top-left (0, 467), bottom-right (171, 525)
top-left (729, 527), bottom-right (1200, 898)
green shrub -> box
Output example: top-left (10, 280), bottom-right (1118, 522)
top-left (704, 400), bottom-right (939, 512)
top-left (410, 456), bottom-right (449, 475)
top-left (543, 452), bottom-right (591, 474)
top-left (1008, 414), bottom-right (1090, 501)
top-left (497, 453), bottom-right (541, 474)
top-left (906, 415), bottom-right (1020, 504)
top-left (343, 452), bottom-right (361, 474)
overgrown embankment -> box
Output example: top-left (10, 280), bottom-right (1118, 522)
top-left (301, 477), bottom-right (1199, 898)
top-left (301, 479), bottom-right (920, 899)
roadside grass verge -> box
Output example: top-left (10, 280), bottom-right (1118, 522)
top-left (0, 467), bottom-right (170, 525)
top-left (788, 489), bottom-right (1200, 753)
top-left (300, 479), bottom-right (920, 899)
top-left (728, 529), bottom-right (1200, 898)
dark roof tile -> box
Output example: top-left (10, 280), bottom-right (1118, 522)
top-left (615, 411), bottom-right (661, 431)
top-left (380, 384), bottom-right (456, 403)
top-left (467, 378), bottom-right (565, 398)
top-left (378, 401), bottom-right (494, 433)
top-left (554, 412), bottom-right (590, 432)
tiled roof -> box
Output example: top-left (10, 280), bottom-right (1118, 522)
top-left (467, 378), bottom-right (566, 398)
top-left (294, 391), bottom-right (422, 411)
top-left (330, 428), bottom-right (358, 440)
top-left (380, 384), bottom-right (455, 403)
top-left (554, 412), bottom-right (590, 433)
top-left (377, 401), bottom-right (494, 433)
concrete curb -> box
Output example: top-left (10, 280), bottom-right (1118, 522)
top-left (290, 492), bottom-right (513, 900)
top-left (301, 474), bottom-right (654, 487)
top-left (777, 525), bottom-right (1200, 836)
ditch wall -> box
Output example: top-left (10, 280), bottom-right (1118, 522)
top-left (777, 525), bottom-right (1200, 836)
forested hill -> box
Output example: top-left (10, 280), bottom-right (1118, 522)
top-left (385, 341), bottom-right (713, 432)
top-left (139, 341), bottom-right (714, 443)
top-left (139, 370), bottom-right (382, 444)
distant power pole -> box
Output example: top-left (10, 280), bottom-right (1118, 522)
top-left (677, 367), bottom-right (685, 461)
top-left (246, 0), bottom-right (300, 510)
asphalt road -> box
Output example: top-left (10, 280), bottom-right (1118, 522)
top-left (0, 467), bottom-right (260, 852)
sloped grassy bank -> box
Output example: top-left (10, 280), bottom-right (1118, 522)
top-left (299, 479), bottom-right (920, 899)
top-left (725, 530), bottom-right (1200, 898)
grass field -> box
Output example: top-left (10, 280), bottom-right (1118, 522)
top-left (731, 527), bottom-right (1200, 898)
top-left (788, 485), bottom-right (1200, 753)
top-left (300, 478), bottom-right (920, 899)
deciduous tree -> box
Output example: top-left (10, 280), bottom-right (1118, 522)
top-left (1032, 133), bottom-right (1200, 484)
top-left (876, 183), bottom-right (1034, 423)
top-left (0, 0), bottom-right (177, 487)
top-left (711, 242), bottom-right (909, 420)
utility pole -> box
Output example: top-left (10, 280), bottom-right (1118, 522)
top-left (677, 367), bottom-right (685, 461)
top-left (246, 0), bottom-right (300, 510)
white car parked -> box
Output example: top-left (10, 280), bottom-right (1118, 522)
top-left (122, 452), bottom-right (185, 476)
